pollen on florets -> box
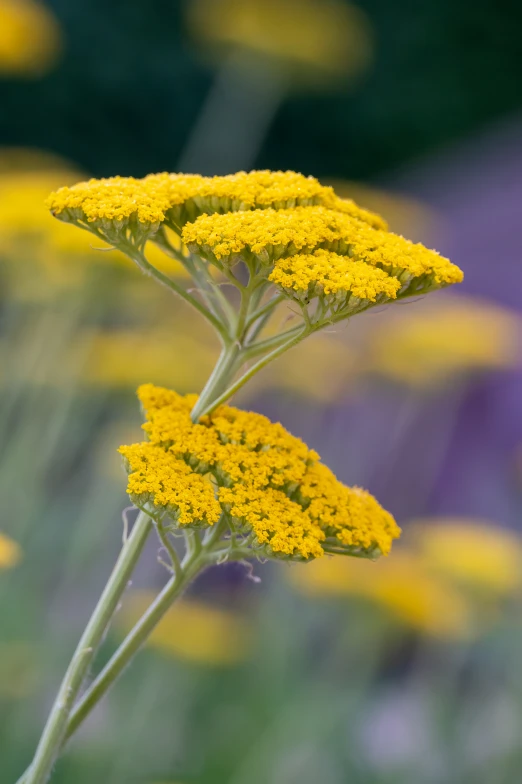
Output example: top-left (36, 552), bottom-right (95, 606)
top-left (119, 384), bottom-right (400, 561)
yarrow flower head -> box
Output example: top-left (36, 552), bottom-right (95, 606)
top-left (47, 169), bottom-right (463, 344)
top-left (119, 384), bottom-right (400, 561)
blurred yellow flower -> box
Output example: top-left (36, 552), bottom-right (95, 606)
top-left (233, 328), bottom-right (358, 404)
top-left (0, 154), bottom-right (185, 292)
top-left (187, 0), bottom-right (373, 85)
top-left (0, 0), bottom-right (62, 76)
top-left (118, 594), bottom-right (251, 666)
top-left (290, 550), bottom-right (473, 638)
top-left (413, 519), bottom-right (522, 595)
top-left (79, 328), bottom-right (216, 391)
top-left (0, 642), bottom-right (37, 698)
top-left (0, 531), bottom-right (22, 569)
top-left (327, 180), bottom-right (439, 243)
top-left (365, 296), bottom-right (521, 387)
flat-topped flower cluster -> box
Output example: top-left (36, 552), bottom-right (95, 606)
top-left (119, 384), bottom-right (400, 561)
top-left (47, 170), bottom-right (463, 324)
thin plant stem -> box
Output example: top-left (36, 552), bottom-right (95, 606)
top-left (18, 310), bottom-right (245, 784)
top-left (125, 245), bottom-right (230, 344)
top-left (18, 259), bottom-right (316, 784)
top-left (151, 515), bottom-right (181, 575)
top-left (243, 323), bottom-right (304, 359)
top-left (22, 519), bottom-right (241, 766)
top-left (63, 546), bottom-right (206, 745)
top-left (196, 325), bottom-right (310, 418)
top-left (189, 342), bottom-right (241, 422)
top-left (244, 292), bottom-right (286, 332)
top-left (21, 511), bottom-right (153, 784)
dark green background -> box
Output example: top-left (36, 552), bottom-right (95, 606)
top-left (1, 0), bottom-right (521, 179)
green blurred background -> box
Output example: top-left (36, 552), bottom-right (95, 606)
top-left (2, 1), bottom-right (522, 782)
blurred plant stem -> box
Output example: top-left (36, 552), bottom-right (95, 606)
top-left (177, 51), bottom-right (287, 175)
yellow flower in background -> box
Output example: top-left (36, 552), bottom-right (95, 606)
top-left (327, 180), bottom-right (440, 243)
top-left (0, 642), bottom-right (37, 698)
top-left (118, 595), bottom-right (251, 666)
top-left (0, 531), bottom-right (22, 569)
top-left (79, 329), bottom-right (216, 391)
top-left (413, 519), bottom-right (522, 595)
top-left (291, 518), bottom-right (522, 639)
top-left (365, 296), bottom-right (521, 387)
top-left (0, 0), bottom-right (61, 76)
top-left (291, 551), bottom-right (472, 638)
top-left (0, 151), bottom-right (185, 292)
top-left (186, 0), bottom-right (373, 86)
top-left (250, 332), bottom-right (358, 403)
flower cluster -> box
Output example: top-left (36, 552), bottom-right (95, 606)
top-left (182, 204), bottom-right (461, 287)
top-left (48, 169), bottom-right (463, 324)
top-left (119, 384), bottom-right (400, 561)
top-left (47, 169), bottom-right (385, 235)
top-left (268, 248), bottom-right (401, 308)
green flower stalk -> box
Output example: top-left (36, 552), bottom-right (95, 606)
top-left (18, 170), bottom-right (463, 784)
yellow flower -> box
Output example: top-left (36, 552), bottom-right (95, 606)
top-left (413, 519), bottom-right (522, 595)
top-left (48, 169), bottom-right (385, 235)
top-left (47, 175), bottom-right (174, 246)
top-left (119, 384), bottom-right (400, 561)
top-left (0, 0), bottom-right (61, 76)
top-left (48, 169), bottom-right (462, 325)
top-left (269, 248), bottom-right (401, 304)
top-left (0, 531), bottom-right (22, 569)
top-left (365, 296), bottom-right (521, 386)
top-left (117, 594), bottom-right (250, 666)
top-left (182, 205), bottom-right (461, 286)
top-left (0, 160), bottom-right (185, 287)
top-left (291, 551), bottom-right (472, 639)
top-left (186, 0), bottom-right (373, 85)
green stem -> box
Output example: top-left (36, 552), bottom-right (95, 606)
top-left (244, 292), bottom-right (285, 332)
top-left (125, 245), bottom-right (230, 344)
top-left (64, 546), bottom-right (207, 745)
top-left (243, 323), bottom-right (304, 360)
top-left (18, 323), bottom-right (243, 783)
top-left (189, 342), bottom-right (241, 422)
top-left (21, 512), bottom-right (153, 784)
top-left (196, 325), bottom-right (311, 418)
top-left (62, 525), bottom-right (247, 749)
